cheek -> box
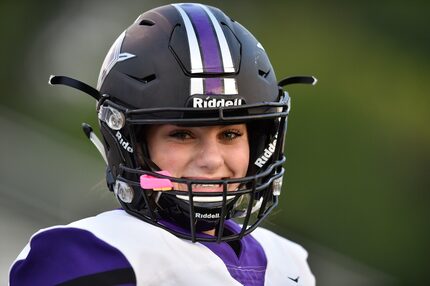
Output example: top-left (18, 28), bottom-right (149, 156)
top-left (227, 143), bottom-right (250, 176)
top-left (239, 149), bottom-right (250, 175)
top-left (150, 144), bottom-right (188, 175)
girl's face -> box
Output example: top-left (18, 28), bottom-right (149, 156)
top-left (146, 124), bottom-right (249, 192)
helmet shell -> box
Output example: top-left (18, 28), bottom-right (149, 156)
top-left (95, 3), bottom-right (288, 242)
top-left (97, 4), bottom-right (278, 109)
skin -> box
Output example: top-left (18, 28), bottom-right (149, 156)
top-left (146, 124), bottom-right (250, 193)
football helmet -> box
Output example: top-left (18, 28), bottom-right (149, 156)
top-left (50, 3), bottom-right (316, 242)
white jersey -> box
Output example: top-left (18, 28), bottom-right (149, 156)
top-left (10, 209), bottom-right (315, 285)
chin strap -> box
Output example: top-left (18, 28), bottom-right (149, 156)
top-left (278, 75), bottom-right (318, 87)
top-left (82, 123), bottom-right (108, 164)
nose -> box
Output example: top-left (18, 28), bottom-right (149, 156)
top-left (194, 137), bottom-right (224, 173)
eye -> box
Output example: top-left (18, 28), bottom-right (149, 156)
top-left (169, 130), bottom-right (193, 140)
top-left (220, 129), bottom-right (243, 141)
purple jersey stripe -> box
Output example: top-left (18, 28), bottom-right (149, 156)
top-left (201, 220), bottom-right (267, 286)
top-left (159, 219), bottom-right (267, 285)
top-left (181, 4), bottom-right (224, 74)
top-left (10, 227), bottom-right (135, 286)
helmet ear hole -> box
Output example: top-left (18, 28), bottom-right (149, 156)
top-left (139, 19), bottom-right (155, 26)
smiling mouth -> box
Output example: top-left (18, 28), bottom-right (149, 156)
top-left (173, 177), bottom-right (241, 194)
top-left (175, 182), bottom-right (237, 202)
top-left (183, 182), bottom-right (238, 193)
top-left (192, 184), bottom-right (223, 192)
top-left (173, 183), bottom-right (224, 193)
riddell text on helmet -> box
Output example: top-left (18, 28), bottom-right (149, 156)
top-left (192, 97), bottom-right (243, 108)
top-left (254, 139), bottom-right (277, 167)
top-left (116, 131), bottom-right (133, 153)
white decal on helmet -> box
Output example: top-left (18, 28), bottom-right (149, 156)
top-left (254, 139), bottom-right (277, 168)
top-left (115, 131), bottom-right (133, 153)
top-left (257, 42), bottom-right (265, 51)
top-left (97, 31), bottom-right (136, 90)
top-left (117, 52), bottom-right (135, 62)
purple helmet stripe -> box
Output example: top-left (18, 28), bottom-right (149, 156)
top-left (198, 4), bottom-right (235, 73)
top-left (173, 3), bottom-right (238, 96)
top-left (205, 78), bottom-right (224, 94)
top-left (180, 4), bottom-right (223, 74)
top-left (190, 77), bottom-right (238, 95)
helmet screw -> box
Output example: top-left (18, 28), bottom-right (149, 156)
top-left (98, 106), bottom-right (125, 130)
top-left (114, 180), bottom-right (134, 203)
top-left (108, 111), bottom-right (125, 130)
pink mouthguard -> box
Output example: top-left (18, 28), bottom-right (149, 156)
top-left (140, 171), bottom-right (173, 191)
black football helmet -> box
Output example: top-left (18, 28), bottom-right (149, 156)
top-left (50, 3), bottom-right (316, 242)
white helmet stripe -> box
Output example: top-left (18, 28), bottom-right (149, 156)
top-left (223, 78), bottom-right (238, 95)
top-left (190, 78), bottom-right (204, 95)
top-left (172, 4), bottom-right (204, 74)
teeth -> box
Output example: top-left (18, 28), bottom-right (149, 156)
top-left (194, 184), bottom-right (220, 188)
top-left (176, 195), bottom-right (235, 202)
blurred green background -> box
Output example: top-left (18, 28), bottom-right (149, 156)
top-left (0, 0), bottom-right (429, 285)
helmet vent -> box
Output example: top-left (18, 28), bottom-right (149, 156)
top-left (127, 74), bottom-right (156, 84)
top-left (258, 69), bottom-right (271, 78)
top-left (139, 19), bottom-right (155, 26)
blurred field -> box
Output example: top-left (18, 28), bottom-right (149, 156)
top-left (1, 1), bottom-right (429, 285)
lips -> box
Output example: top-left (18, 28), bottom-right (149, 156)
top-left (174, 182), bottom-right (221, 193)
top-left (174, 178), bottom-right (238, 202)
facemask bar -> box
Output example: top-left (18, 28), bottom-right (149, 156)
top-left (96, 98), bottom-right (289, 126)
top-left (118, 159), bottom-right (285, 194)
